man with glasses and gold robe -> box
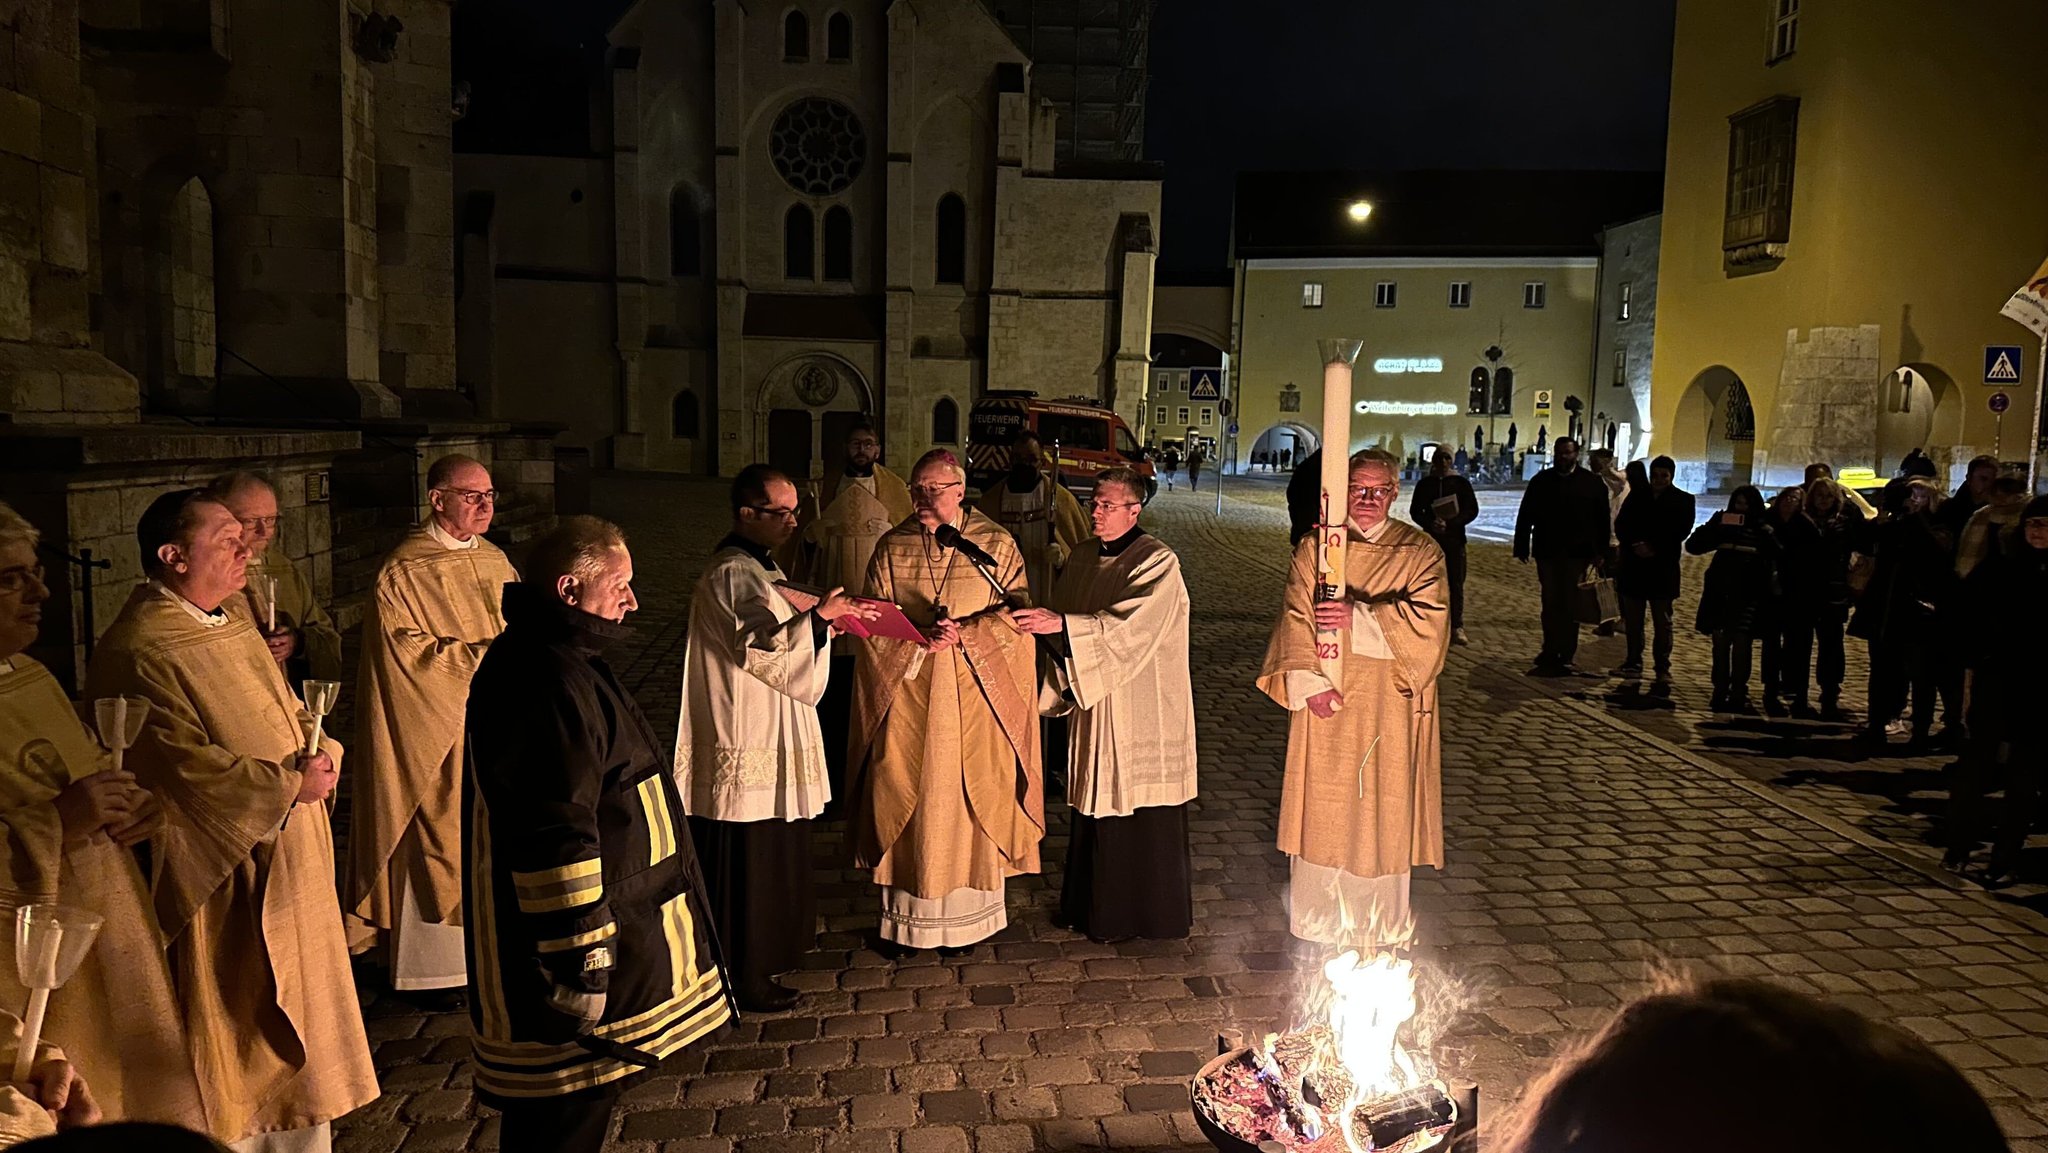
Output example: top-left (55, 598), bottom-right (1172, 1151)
top-left (207, 471), bottom-right (345, 683)
top-left (349, 454), bottom-right (518, 1004)
top-left (1257, 449), bottom-right (1450, 951)
top-left (850, 449), bottom-right (1043, 954)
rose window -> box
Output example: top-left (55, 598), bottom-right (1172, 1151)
top-left (769, 98), bottom-right (868, 196)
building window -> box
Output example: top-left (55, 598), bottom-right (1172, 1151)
top-left (1724, 96), bottom-right (1800, 260)
top-left (783, 10), bottom-right (809, 60)
top-left (1448, 281), bottom-right (1471, 309)
top-left (1177, 406), bottom-right (1190, 426)
top-left (932, 397), bottom-right (958, 443)
top-left (1373, 281), bottom-right (1397, 309)
top-left (1491, 365), bottom-right (1514, 415)
top-left (669, 186), bottom-right (701, 276)
top-left (1523, 282), bottom-right (1547, 309)
top-left (672, 389), bottom-right (700, 438)
top-left (1617, 281), bottom-right (1632, 320)
top-left (1768, 0), bottom-right (1799, 63)
top-left (1301, 282), bottom-right (1324, 308)
top-left (1200, 407), bottom-right (1214, 426)
top-left (784, 204), bottom-right (814, 279)
top-left (1612, 349), bottom-right (1627, 386)
top-left (1156, 405), bottom-right (1168, 426)
top-left (935, 193), bottom-right (966, 285)
top-left (827, 11), bottom-right (852, 60)
top-left (822, 204), bottom-right (853, 280)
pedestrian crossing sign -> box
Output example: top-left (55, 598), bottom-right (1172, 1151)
top-left (1985, 345), bottom-right (2023, 384)
top-left (1189, 369), bottom-right (1222, 401)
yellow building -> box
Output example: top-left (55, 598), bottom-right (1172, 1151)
top-left (1230, 171), bottom-right (1661, 472)
top-left (1650, 0), bottom-right (2048, 493)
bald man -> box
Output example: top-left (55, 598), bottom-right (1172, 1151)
top-left (348, 454), bottom-right (518, 1003)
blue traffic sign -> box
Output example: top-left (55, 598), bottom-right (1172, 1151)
top-left (1189, 368), bottom-right (1223, 401)
top-left (1985, 345), bottom-right (2023, 384)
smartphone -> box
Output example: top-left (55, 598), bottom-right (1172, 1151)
top-left (1722, 512), bottom-right (1746, 526)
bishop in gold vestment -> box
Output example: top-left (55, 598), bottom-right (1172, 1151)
top-left (0, 504), bottom-right (202, 1130)
top-left (850, 451), bottom-right (1043, 951)
top-left (85, 491), bottom-right (375, 1149)
top-left (349, 456), bottom-right (518, 993)
top-left (1256, 451), bottom-right (1448, 950)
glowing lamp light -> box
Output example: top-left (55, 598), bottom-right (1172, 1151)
top-left (1346, 200), bottom-right (1373, 222)
top-left (1371, 357), bottom-right (1444, 375)
top-left (1355, 400), bottom-right (1460, 417)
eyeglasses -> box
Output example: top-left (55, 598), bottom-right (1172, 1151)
top-left (1352, 485), bottom-right (1396, 502)
top-left (746, 505), bottom-right (800, 521)
top-left (440, 487), bottom-right (497, 507)
top-left (236, 515), bottom-right (281, 532)
top-left (1087, 499), bottom-right (1140, 512)
top-left (0, 564), bottom-right (45, 595)
top-left (911, 483), bottom-right (963, 499)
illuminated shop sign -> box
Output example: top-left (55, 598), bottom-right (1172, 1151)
top-left (1354, 400), bottom-right (1460, 417)
top-left (1372, 357), bottom-right (1443, 375)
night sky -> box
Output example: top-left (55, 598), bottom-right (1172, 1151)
top-left (452, 1), bottom-right (1680, 274)
top-left (1146, 1), bottom-right (1678, 274)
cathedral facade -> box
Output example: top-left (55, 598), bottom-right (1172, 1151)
top-left (458, 0), bottom-right (1162, 477)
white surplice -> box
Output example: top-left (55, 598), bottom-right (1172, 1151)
top-left (1041, 534), bottom-right (1198, 819)
top-left (674, 545), bottom-right (832, 821)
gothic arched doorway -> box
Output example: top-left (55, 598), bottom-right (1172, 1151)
top-left (755, 352), bottom-right (876, 479)
top-left (1676, 366), bottom-right (1755, 492)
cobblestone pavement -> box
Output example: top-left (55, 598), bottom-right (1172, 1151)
top-left (335, 475), bottom-right (2048, 1153)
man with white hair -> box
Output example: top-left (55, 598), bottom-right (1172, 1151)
top-left (850, 449), bottom-right (1043, 955)
top-left (1257, 449), bottom-right (1450, 949)
top-left (0, 502), bottom-right (199, 1130)
top-left (674, 465), bottom-right (876, 1011)
top-left (349, 453), bottom-right (519, 1003)
top-left (1012, 468), bottom-right (1197, 942)
top-left (465, 515), bottom-right (728, 1153)
top-left (206, 471), bottom-right (344, 683)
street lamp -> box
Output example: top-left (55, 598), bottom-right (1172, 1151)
top-left (1346, 200), bottom-right (1373, 223)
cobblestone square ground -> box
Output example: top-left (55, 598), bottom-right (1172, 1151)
top-left (334, 475), bottom-right (2048, 1153)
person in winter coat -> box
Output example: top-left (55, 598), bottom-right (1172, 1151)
top-left (1758, 486), bottom-right (1816, 716)
top-left (1287, 449), bottom-right (1323, 545)
top-left (1512, 437), bottom-right (1613, 674)
top-left (1942, 496), bottom-right (2048, 885)
top-left (1612, 456), bottom-right (1695, 689)
top-left (1848, 479), bottom-right (1953, 748)
top-left (1685, 486), bottom-right (1779, 712)
top-left (1798, 478), bottom-right (1862, 721)
top-left (1409, 447), bottom-right (1480, 645)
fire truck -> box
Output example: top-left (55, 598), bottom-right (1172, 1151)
top-left (965, 391), bottom-right (1157, 499)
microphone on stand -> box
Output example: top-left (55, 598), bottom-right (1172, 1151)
top-left (934, 524), bottom-right (1013, 602)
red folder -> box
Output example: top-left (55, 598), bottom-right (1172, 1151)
top-left (773, 582), bottom-right (927, 644)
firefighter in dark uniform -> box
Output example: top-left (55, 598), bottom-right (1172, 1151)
top-left (462, 516), bottom-right (732, 1153)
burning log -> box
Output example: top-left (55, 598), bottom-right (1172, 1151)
top-left (1190, 950), bottom-right (1477, 1153)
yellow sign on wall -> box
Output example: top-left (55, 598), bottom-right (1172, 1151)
top-left (1534, 389), bottom-right (1554, 415)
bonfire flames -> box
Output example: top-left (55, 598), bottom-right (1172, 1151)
top-left (1192, 951), bottom-right (1462, 1153)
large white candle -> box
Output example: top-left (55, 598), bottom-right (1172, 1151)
top-left (1316, 339), bottom-right (1364, 691)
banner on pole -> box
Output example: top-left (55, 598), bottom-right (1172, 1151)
top-left (2000, 255), bottom-right (2048, 339)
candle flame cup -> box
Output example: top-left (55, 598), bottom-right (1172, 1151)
top-left (299, 680), bottom-right (342, 758)
top-left (90, 696), bottom-right (151, 773)
top-left (12, 904), bottom-right (103, 1083)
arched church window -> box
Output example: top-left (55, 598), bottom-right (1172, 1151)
top-left (827, 12), bottom-right (852, 60)
top-left (768, 98), bottom-right (868, 196)
top-left (935, 193), bottom-right (966, 285)
top-left (163, 176), bottom-right (217, 382)
top-left (669, 186), bottom-right (701, 276)
top-left (785, 204), bottom-right (815, 279)
top-left (932, 397), bottom-right (959, 444)
top-left (672, 389), bottom-right (701, 439)
top-left (1491, 365), bottom-right (1514, 415)
top-left (823, 205), bottom-right (853, 281)
top-left (783, 10), bottom-right (809, 60)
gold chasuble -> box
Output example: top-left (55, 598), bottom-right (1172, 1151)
top-left (244, 549), bottom-right (344, 682)
top-left (787, 466), bottom-right (915, 596)
top-left (849, 512), bottom-right (1043, 947)
top-left (347, 525), bottom-right (516, 949)
top-left (84, 588), bottom-right (376, 1143)
top-left (1255, 521), bottom-right (1449, 947)
top-left (975, 476), bottom-right (1089, 602)
top-left (0, 657), bottom-right (203, 1128)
